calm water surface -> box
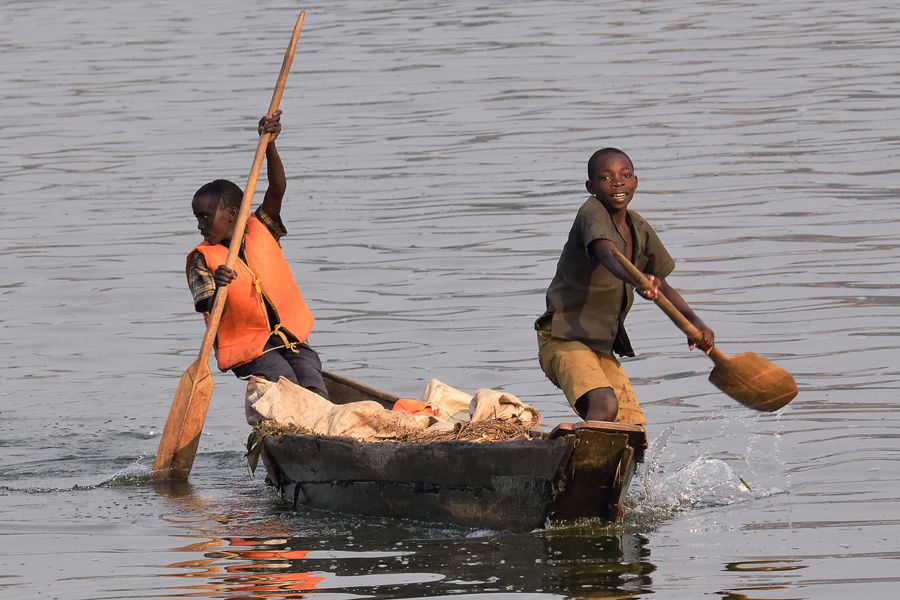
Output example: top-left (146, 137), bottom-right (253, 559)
top-left (2, 0), bottom-right (899, 598)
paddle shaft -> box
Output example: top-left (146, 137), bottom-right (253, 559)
top-left (610, 249), bottom-right (728, 365)
top-left (203, 12), bottom-right (305, 351)
top-left (152, 12), bottom-right (305, 479)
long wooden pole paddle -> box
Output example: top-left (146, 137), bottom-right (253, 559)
top-left (152, 12), bottom-right (306, 480)
top-left (611, 249), bottom-right (797, 412)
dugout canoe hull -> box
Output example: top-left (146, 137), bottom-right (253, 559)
top-left (257, 371), bottom-right (647, 531)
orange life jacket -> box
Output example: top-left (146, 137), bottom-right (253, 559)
top-left (187, 215), bottom-right (314, 370)
top-left (391, 398), bottom-right (442, 418)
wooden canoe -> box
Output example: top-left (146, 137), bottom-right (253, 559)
top-left (256, 371), bottom-right (647, 531)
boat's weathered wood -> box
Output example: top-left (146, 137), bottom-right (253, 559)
top-left (288, 478), bottom-right (550, 531)
top-left (545, 430), bottom-right (631, 523)
top-left (265, 434), bottom-right (571, 488)
top-left (263, 433), bottom-right (575, 531)
top-left (546, 421), bottom-right (646, 522)
top-left (261, 425), bottom-right (645, 530)
top-left (549, 421), bottom-right (648, 461)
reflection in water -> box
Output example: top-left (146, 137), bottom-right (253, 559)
top-left (542, 530), bottom-right (656, 598)
top-left (717, 590), bottom-right (800, 600)
top-left (168, 537), bottom-right (325, 598)
top-left (165, 537), bottom-right (227, 581)
top-left (159, 530), bottom-right (655, 599)
top-left (725, 560), bottom-right (807, 572)
top-left (154, 484), bottom-right (328, 597)
top-left (153, 479), bottom-right (658, 599)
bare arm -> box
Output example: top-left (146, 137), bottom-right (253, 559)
top-left (658, 279), bottom-right (715, 352)
top-left (258, 110), bottom-right (286, 220)
top-left (202, 113), bottom-right (283, 315)
top-left (587, 238), bottom-right (715, 352)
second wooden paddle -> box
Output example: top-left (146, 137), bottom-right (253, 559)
top-left (611, 249), bottom-right (797, 412)
top-left (152, 12), bottom-right (306, 480)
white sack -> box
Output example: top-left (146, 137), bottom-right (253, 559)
top-left (416, 378), bottom-right (473, 421)
top-left (469, 388), bottom-right (541, 426)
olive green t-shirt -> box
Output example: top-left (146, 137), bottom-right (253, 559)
top-left (540, 196), bottom-right (675, 356)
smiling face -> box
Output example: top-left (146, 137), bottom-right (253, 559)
top-left (585, 152), bottom-right (638, 216)
top-left (191, 192), bottom-right (237, 246)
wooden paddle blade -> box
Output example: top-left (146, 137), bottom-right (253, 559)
top-left (708, 352), bottom-right (797, 412)
top-left (151, 359), bottom-right (214, 480)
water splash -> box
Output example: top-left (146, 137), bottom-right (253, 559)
top-left (641, 425), bottom-right (675, 497)
top-left (97, 459), bottom-right (153, 487)
top-left (647, 457), bottom-right (754, 508)
top-left (0, 459), bottom-right (153, 494)
top-left (625, 427), bottom-right (785, 524)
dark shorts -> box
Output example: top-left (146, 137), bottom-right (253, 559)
top-left (231, 336), bottom-right (329, 399)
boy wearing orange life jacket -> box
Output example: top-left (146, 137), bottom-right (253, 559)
top-left (186, 111), bottom-right (328, 398)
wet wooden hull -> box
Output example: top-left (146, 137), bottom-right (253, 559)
top-left (257, 371), bottom-right (647, 531)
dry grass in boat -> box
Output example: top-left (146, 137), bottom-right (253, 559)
top-left (391, 419), bottom-right (536, 443)
top-left (254, 420), bottom-right (316, 438)
top-left (254, 418), bottom-right (536, 443)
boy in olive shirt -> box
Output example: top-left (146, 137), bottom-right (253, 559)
top-left (536, 148), bottom-right (714, 424)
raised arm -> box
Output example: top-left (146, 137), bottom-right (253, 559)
top-left (258, 110), bottom-right (286, 220)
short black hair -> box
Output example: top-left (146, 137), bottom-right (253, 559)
top-left (194, 179), bottom-right (243, 210)
top-left (587, 148), bottom-right (633, 179)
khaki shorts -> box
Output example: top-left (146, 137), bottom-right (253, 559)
top-left (536, 322), bottom-right (646, 425)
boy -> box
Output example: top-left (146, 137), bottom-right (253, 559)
top-left (536, 148), bottom-right (714, 424)
top-left (187, 110), bottom-right (328, 398)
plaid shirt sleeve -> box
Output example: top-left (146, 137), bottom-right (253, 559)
top-left (255, 207), bottom-right (287, 244)
top-left (188, 251), bottom-right (216, 312)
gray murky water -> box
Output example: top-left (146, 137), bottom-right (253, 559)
top-left (2, 0), bottom-right (899, 598)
